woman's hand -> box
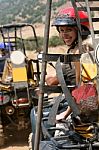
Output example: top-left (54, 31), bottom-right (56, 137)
top-left (56, 106), bottom-right (72, 122)
top-left (45, 76), bottom-right (59, 86)
top-left (56, 111), bottom-right (67, 121)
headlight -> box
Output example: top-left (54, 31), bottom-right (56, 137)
top-left (10, 50), bottom-right (25, 65)
top-left (95, 43), bottom-right (99, 65)
top-left (37, 52), bottom-right (43, 62)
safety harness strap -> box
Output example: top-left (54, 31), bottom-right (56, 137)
top-left (47, 94), bottom-right (65, 126)
top-left (55, 58), bottom-right (80, 117)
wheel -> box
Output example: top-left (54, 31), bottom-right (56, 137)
top-left (0, 124), bottom-right (5, 147)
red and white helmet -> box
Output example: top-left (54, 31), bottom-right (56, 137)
top-left (52, 7), bottom-right (89, 29)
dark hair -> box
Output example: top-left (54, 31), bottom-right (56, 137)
top-left (81, 25), bottom-right (90, 40)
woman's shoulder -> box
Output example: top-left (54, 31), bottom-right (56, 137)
top-left (73, 37), bottom-right (93, 54)
top-left (82, 37), bottom-right (93, 52)
top-left (67, 37), bottom-right (94, 54)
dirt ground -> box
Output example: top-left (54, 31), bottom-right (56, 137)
top-left (0, 130), bottom-right (30, 150)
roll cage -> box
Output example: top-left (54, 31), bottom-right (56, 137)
top-left (31, 0), bottom-right (99, 150)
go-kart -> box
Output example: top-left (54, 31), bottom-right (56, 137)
top-left (0, 23), bottom-right (41, 147)
top-left (29, 52), bottom-right (99, 150)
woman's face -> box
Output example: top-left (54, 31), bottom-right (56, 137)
top-left (58, 26), bottom-right (78, 46)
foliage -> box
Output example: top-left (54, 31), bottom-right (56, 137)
top-left (21, 35), bottom-right (64, 52)
top-left (0, 0), bottom-right (66, 25)
top-left (24, 36), bottom-right (44, 51)
top-left (49, 36), bottom-right (64, 47)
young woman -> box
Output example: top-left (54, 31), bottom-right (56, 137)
top-left (46, 7), bottom-right (92, 86)
top-left (45, 7), bottom-right (95, 122)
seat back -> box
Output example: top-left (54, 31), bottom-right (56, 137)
top-left (80, 51), bottom-right (97, 82)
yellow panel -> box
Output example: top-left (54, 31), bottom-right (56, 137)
top-left (74, 125), bottom-right (94, 138)
top-left (82, 63), bottom-right (97, 80)
top-left (12, 67), bottom-right (27, 82)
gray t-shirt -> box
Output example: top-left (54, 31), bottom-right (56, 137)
top-left (62, 43), bottom-right (93, 85)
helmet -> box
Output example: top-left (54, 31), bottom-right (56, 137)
top-left (0, 42), bottom-right (13, 51)
top-left (52, 7), bottom-right (89, 29)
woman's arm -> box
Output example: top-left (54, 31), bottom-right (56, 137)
top-left (45, 76), bottom-right (59, 86)
top-left (56, 106), bottom-right (72, 121)
top-left (74, 61), bottom-right (80, 85)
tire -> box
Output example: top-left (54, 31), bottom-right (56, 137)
top-left (0, 124), bottom-right (5, 147)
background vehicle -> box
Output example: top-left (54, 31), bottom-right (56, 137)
top-left (0, 23), bottom-right (41, 146)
